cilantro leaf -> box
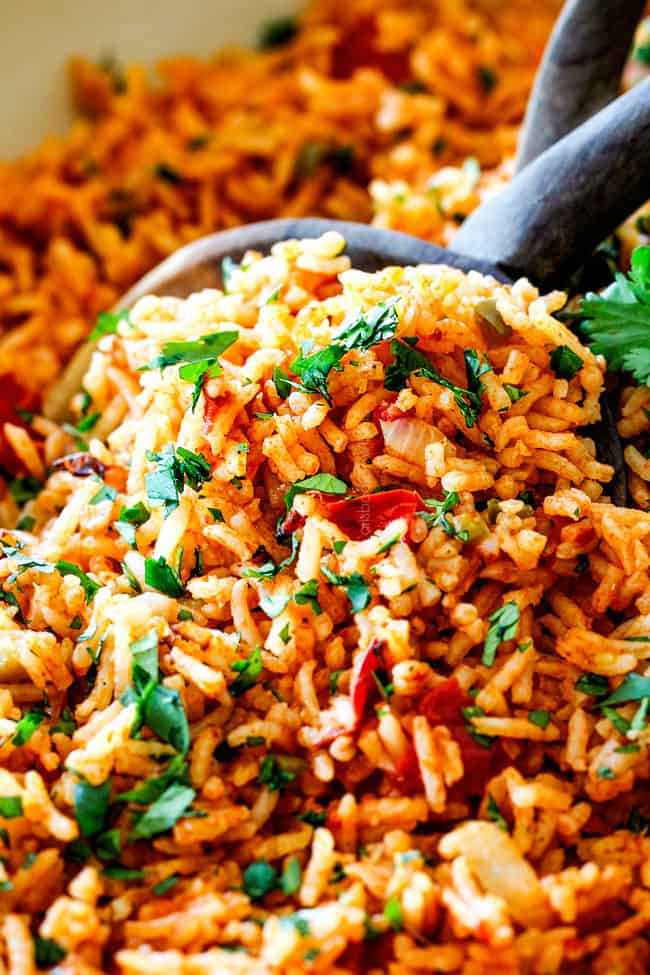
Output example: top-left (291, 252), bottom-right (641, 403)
top-left (0, 797), bottom-right (23, 818)
top-left (73, 778), bottom-right (111, 836)
top-left (12, 707), bottom-right (46, 746)
top-left (334, 298), bottom-right (400, 351)
top-left (258, 754), bottom-right (296, 792)
top-left (294, 579), bottom-right (322, 615)
top-left (549, 345), bottom-right (583, 380)
top-left (290, 345), bottom-right (346, 405)
top-left (418, 490), bottom-right (466, 539)
top-left (9, 476), bottom-right (42, 505)
top-left (144, 557), bottom-right (184, 597)
top-left (575, 672), bottom-right (609, 697)
top-left (280, 856), bottom-right (302, 895)
top-left (284, 473), bottom-right (347, 511)
top-left (55, 561), bottom-right (100, 603)
top-left (528, 709), bottom-right (551, 730)
top-left (383, 896), bottom-right (403, 931)
top-left (145, 445), bottom-right (211, 517)
top-left (144, 684), bottom-right (191, 753)
top-left (89, 309), bottom-right (129, 342)
top-left (130, 630), bottom-right (159, 685)
top-left (482, 601), bottom-right (520, 667)
top-left (129, 782), bottom-right (196, 841)
top-left (90, 483), bottom-right (117, 505)
top-left (259, 594), bottom-right (291, 619)
top-left (118, 755), bottom-right (189, 804)
top-left (320, 565), bottom-right (370, 613)
top-left (230, 646), bottom-right (263, 697)
top-left (34, 937), bottom-right (66, 968)
top-left (142, 331), bottom-right (238, 410)
top-left (601, 673), bottom-right (650, 707)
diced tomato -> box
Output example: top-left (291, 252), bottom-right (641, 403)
top-left (393, 743), bottom-right (423, 792)
top-left (350, 638), bottom-right (383, 723)
top-left (0, 378), bottom-right (40, 476)
top-left (332, 17), bottom-right (411, 83)
top-left (420, 677), bottom-right (471, 726)
top-left (419, 677), bottom-right (508, 797)
top-left (373, 399), bottom-right (406, 423)
top-left (104, 465), bottom-right (128, 492)
top-left (324, 489), bottom-right (421, 541)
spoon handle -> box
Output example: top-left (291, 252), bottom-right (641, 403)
top-left (516, 0), bottom-right (644, 170)
top-left (452, 77), bottom-right (650, 288)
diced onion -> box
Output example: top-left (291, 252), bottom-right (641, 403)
top-left (379, 416), bottom-right (443, 465)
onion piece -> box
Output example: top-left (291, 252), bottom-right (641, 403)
top-left (379, 415), bottom-right (443, 466)
top-left (439, 821), bottom-right (551, 928)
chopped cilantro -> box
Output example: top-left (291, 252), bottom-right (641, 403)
top-left (482, 601), bottom-right (520, 667)
top-left (279, 622), bottom-right (291, 644)
top-left (34, 937), bottom-right (66, 968)
top-left (383, 895), bottom-right (403, 931)
top-left (295, 810), bottom-right (327, 827)
top-left (144, 557), bottom-right (184, 597)
top-left (0, 796), bottom-right (22, 819)
top-left (284, 473), bottom-right (347, 511)
top-left (9, 476), bottom-right (42, 505)
top-left (73, 777), bottom-right (111, 836)
top-left (259, 593), bottom-right (291, 618)
top-left (145, 445), bottom-right (211, 516)
top-left (90, 483), bottom-right (117, 505)
top-left (294, 579), bottom-right (322, 615)
top-left (575, 672), bottom-right (609, 698)
top-left (597, 766), bottom-right (616, 779)
top-left (385, 337), bottom-right (482, 428)
top-left (528, 709), bottom-right (551, 730)
top-left (258, 754), bottom-right (296, 792)
top-left (418, 490), bottom-right (467, 539)
top-left (130, 782), bottom-right (196, 840)
top-left (601, 673), bottom-right (650, 707)
top-left (55, 561), bottom-right (100, 603)
top-left (12, 707), bottom-right (46, 746)
top-left (230, 646), bottom-right (263, 697)
top-left (89, 309), bottom-right (129, 342)
top-left (289, 344), bottom-right (346, 405)
top-left (333, 297), bottom-right (400, 351)
top-left (549, 345), bottom-right (583, 379)
top-left (152, 874), bottom-right (180, 896)
top-left (579, 246), bottom-right (650, 385)
top-left (320, 565), bottom-right (370, 613)
top-left (142, 331), bottom-right (238, 410)
top-left (208, 507), bottom-right (224, 523)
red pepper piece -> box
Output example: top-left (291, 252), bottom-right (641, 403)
top-left (324, 489), bottom-right (421, 541)
top-left (350, 637), bottom-right (383, 723)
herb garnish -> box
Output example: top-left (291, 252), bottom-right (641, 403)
top-left (142, 331), bottom-right (238, 409)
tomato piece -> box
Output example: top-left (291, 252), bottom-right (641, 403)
top-left (419, 677), bottom-right (508, 797)
top-left (393, 744), bottom-right (423, 792)
top-left (332, 17), bottom-right (411, 83)
top-left (324, 489), bottom-right (421, 541)
top-left (350, 638), bottom-right (383, 723)
top-left (420, 677), bottom-right (471, 726)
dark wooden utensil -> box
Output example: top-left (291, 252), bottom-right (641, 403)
top-left (516, 0), bottom-right (645, 170)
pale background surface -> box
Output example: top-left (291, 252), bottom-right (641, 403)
top-left (0, 0), bottom-right (299, 159)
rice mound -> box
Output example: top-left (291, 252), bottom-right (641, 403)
top-left (3, 232), bottom-right (650, 973)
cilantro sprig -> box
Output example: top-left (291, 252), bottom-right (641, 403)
top-left (142, 330), bottom-right (238, 409)
top-left (385, 338), bottom-right (483, 428)
top-left (580, 245), bottom-right (650, 385)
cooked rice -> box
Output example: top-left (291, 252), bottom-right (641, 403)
top-left (1, 227), bottom-right (650, 973)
